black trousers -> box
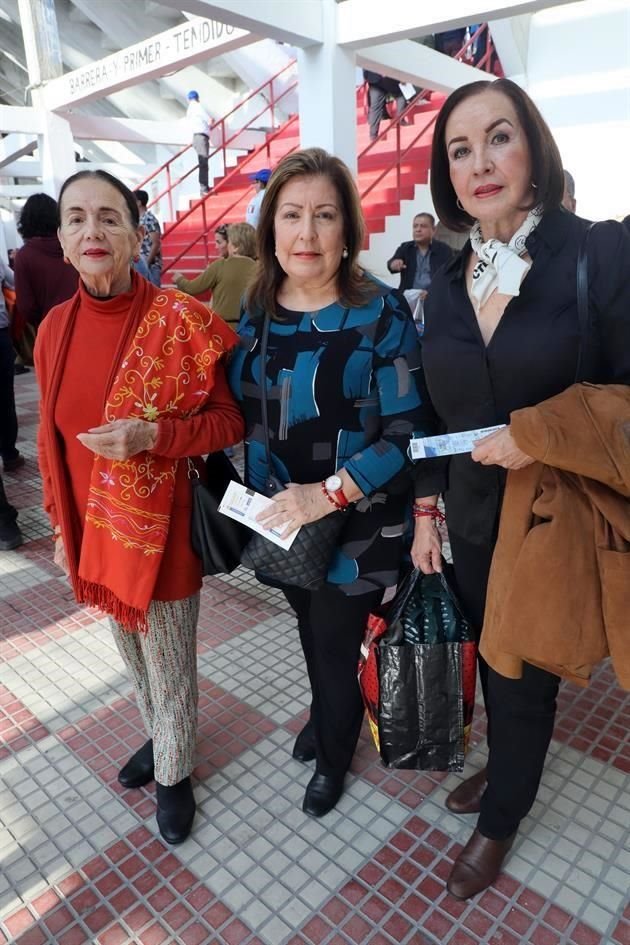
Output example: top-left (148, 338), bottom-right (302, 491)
top-left (0, 327), bottom-right (18, 463)
top-left (0, 472), bottom-right (18, 530)
top-left (449, 533), bottom-right (560, 840)
top-left (284, 584), bottom-right (383, 777)
top-left (367, 83), bottom-right (406, 140)
top-left (192, 133), bottom-right (209, 191)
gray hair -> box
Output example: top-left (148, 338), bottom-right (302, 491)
top-left (563, 169), bottom-right (576, 198)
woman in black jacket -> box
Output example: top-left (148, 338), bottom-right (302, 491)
top-left (412, 79), bottom-right (630, 899)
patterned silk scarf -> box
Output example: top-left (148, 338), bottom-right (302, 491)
top-left (469, 204), bottom-right (543, 313)
top-left (70, 279), bottom-right (235, 631)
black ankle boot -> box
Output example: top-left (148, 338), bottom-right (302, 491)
top-left (156, 777), bottom-right (195, 844)
top-left (292, 721), bottom-right (316, 763)
top-left (118, 739), bottom-right (154, 789)
top-left (302, 771), bottom-right (344, 818)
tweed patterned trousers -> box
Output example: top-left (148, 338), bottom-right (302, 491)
top-left (109, 593), bottom-right (200, 786)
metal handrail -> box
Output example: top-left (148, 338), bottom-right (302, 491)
top-left (162, 116), bottom-right (299, 275)
top-left (156, 78), bottom-right (298, 233)
top-left (360, 110), bottom-right (438, 202)
top-left (137, 58), bottom-right (298, 217)
top-left (358, 23), bottom-right (501, 206)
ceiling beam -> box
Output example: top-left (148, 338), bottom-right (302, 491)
top-left (41, 17), bottom-right (259, 111)
top-left (0, 104), bottom-right (43, 134)
top-left (357, 41), bottom-right (485, 93)
top-left (154, 0), bottom-right (323, 47)
top-left (65, 114), bottom-right (264, 152)
top-left (337, 0), bottom-right (578, 48)
top-left (0, 132), bottom-right (37, 168)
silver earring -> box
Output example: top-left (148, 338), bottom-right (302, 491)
top-left (456, 198), bottom-right (465, 211)
top-left (342, 247), bottom-right (349, 259)
top-left (531, 181), bottom-right (538, 189)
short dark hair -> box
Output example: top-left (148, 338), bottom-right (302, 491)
top-left (134, 189), bottom-right (149, 208)
top-left (246, 147), bottom-right (377, 318)
top-left (215, 225), bottom-right (228, 239)
top-left (413, 212), bottom-right (435, 226)
top-left (430, 78), bottom-right (565, 232)
top-left (18, 193), bottom-right (59, 238)
top-left (58, 171), bottom-right (140, 227)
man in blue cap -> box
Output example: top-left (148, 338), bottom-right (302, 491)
top-left (186, 91), bottom-right (211, 196)
top-left (245, 168), bottom-right (271, 228)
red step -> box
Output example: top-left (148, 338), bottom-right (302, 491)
top-left (162, 95), bottom-right (444, 276)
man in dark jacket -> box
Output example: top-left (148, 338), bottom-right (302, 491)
top-left (387, 213), bottom-right (453, 294)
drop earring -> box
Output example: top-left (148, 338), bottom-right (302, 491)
top-left (342, 246), bottom-right (349, 259)
top-left (531, 181), bottom-right (538, 189)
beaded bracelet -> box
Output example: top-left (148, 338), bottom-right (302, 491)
top-left (320, 482), bottom-right (346, 511)
top-left (413, 504), bottom-right (445, 524)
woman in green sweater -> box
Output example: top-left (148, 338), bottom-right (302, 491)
top-left (172, 223), bottom-right (256, 325)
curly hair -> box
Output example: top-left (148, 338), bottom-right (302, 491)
top-left (17, 193), bottom-right (59, 238)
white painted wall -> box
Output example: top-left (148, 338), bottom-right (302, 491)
top-left (525, 0), bottom-right (630, 221)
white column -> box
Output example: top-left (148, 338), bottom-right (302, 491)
top-left (17, 0), bottom-right (75, 196)
top-left (297, 0), bottom-right (357, 173)
top-left (38, 111), bottom-right (76, 197)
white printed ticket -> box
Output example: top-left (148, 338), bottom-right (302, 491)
top-left (218, 481), bottom-right (300, 550)
top-left (409, 424), bottom-right (506, 459)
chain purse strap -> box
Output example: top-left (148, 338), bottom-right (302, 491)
top-left (574, 222), bottom-right (596, 384)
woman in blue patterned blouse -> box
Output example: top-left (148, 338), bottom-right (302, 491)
top-left (228, 148), bottom-right (432, 817)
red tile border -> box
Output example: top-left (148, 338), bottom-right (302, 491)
top-left (0, 685), bottom-right (50, 761)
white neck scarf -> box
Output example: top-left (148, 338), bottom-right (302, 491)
top-left (469, 204), bottom-right (543, 313)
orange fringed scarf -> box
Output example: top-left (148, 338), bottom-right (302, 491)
top-left (42, 275), bottom-right (236, 631)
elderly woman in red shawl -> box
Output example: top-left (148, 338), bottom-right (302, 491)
top-left (36, 170), bottom-right (244, 845)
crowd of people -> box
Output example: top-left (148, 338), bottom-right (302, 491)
top-left (2, 78), bottom-right (629, 908)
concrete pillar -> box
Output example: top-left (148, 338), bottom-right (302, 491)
top-left (38, 111), bottom-right (77, 197)
top-left (297, 0), bottom-right (357, 173)
top-left (17, 0), bottom-right (75, 196)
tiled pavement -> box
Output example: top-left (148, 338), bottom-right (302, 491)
top-left (1, 371), bottom-right (629, 945)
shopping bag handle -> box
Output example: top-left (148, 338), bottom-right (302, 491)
top-left (389, 563), bottom-right (472, 628)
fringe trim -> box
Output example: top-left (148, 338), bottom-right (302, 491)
top-left (76, 577), bottom-right (148, 633)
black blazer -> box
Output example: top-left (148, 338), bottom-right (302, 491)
top-left (413, 208), bottom-right (630, 546)
top-left (387, 239), bottom-right (453, 292)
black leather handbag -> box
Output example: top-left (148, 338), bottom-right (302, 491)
top-left (189, 452), bottom-right (249, 576)
top-left (240, 313), bottom-right (347, 590)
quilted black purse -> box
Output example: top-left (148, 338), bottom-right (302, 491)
top-left (240, 313), bottom-right (347, 590)
top-left (189, 452), bottom-right (249, 575)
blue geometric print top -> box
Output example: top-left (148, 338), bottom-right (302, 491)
top-left (228, 285), bottom-right (432, 595)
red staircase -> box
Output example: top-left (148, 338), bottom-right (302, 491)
top-left (148, 25), bottom-right (498, 281)
top-left (158, 95), bottom-right (442, 281)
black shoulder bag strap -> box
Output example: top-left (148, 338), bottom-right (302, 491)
top-left (258, 312), bottom-right (281, 496)
top-left (574, 223), bottom-right (596, 384)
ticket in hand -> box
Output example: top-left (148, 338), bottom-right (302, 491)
top-left (218, 481), bottom-right (299, 550)
top-left (409, 425), bottom-right (506, 459)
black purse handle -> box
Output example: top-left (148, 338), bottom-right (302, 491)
top-left (259, 313), bottom-right (273, 474)
top-left (574, 223), bottom-right (595, 384)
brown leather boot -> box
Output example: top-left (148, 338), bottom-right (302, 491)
top-left (445, 768), bottom-right (487, 814)
top-left (447, 828), bottom-right (516, 899)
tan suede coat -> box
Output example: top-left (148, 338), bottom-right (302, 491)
top-left (480, 383), bottom-right (630, 690)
